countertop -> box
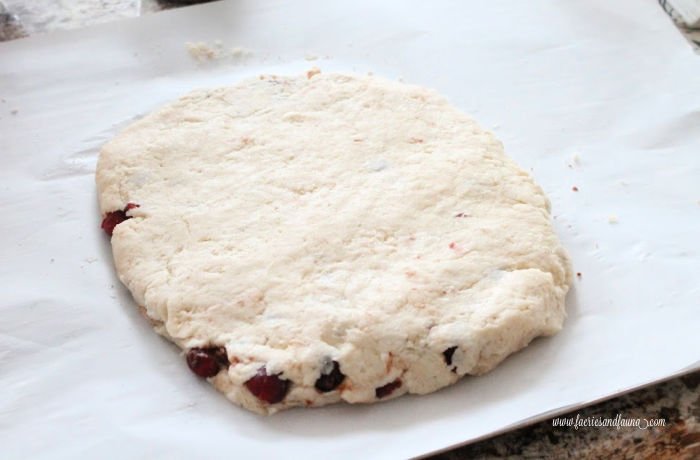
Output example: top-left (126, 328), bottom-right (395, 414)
top-left (1, 1), bottom-right (698, 459)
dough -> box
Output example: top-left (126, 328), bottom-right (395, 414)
top-left (96, 71), bottom-right (572, 414)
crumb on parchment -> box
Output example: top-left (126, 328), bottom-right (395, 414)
top-left (231, 46), bottom-right (253, 58)
top-left (186, 41), bottom-right (220, 61)
top-left (306, 67), bottom-right (321, 79)
top-left (608, 215), bottom-right (619, 224)
top-left (567, 153), bottom-right (581, 168)
top-left (186, 41), bottom-right (253, 62)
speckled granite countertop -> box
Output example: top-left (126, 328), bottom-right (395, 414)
top-left (1, 1), bottom-right (698, 458)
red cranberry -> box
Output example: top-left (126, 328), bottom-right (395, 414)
top-left (314, 360), bottom-right (345, 393)
top-left (101, 202), bottom-right (140, 236)
top-left (244, 367), bottom-right (290, 404)
top-left (186, 346), bottom-right (228, 378)
top-left (443, 346), bottom-right (457, 366)
top-left (375, 378), bottom-right (402, 399)
top-left (101, 210), bottom-right (128, 236)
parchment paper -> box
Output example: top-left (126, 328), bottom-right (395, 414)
top-left (1, 0), bottom-right (699, 458)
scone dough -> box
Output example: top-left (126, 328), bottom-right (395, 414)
top-left (96, 72), bottom-right (572, 414)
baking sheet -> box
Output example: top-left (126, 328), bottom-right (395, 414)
top-left (1, 0), bottom-right (699, 458)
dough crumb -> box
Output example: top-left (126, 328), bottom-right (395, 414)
top-left (231, 46), bottom-right (253, 59)
top-left (306, 67), bottom-right (321, 79)
top-left (304, 53), bottom-right (318, 61)
top-left (608, 215), bottom-right (619, 224)
top-left (186, 41), bottom-right (253, 62)
top-left (572, 186), bottom-right (579, 192)
top-left (567, 153), bottom-right (581, 168)
top-left (186, 41), bottom-right (220, 61)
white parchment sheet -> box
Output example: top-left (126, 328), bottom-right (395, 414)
top-left (1, 0), bottom-right (699, 458)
